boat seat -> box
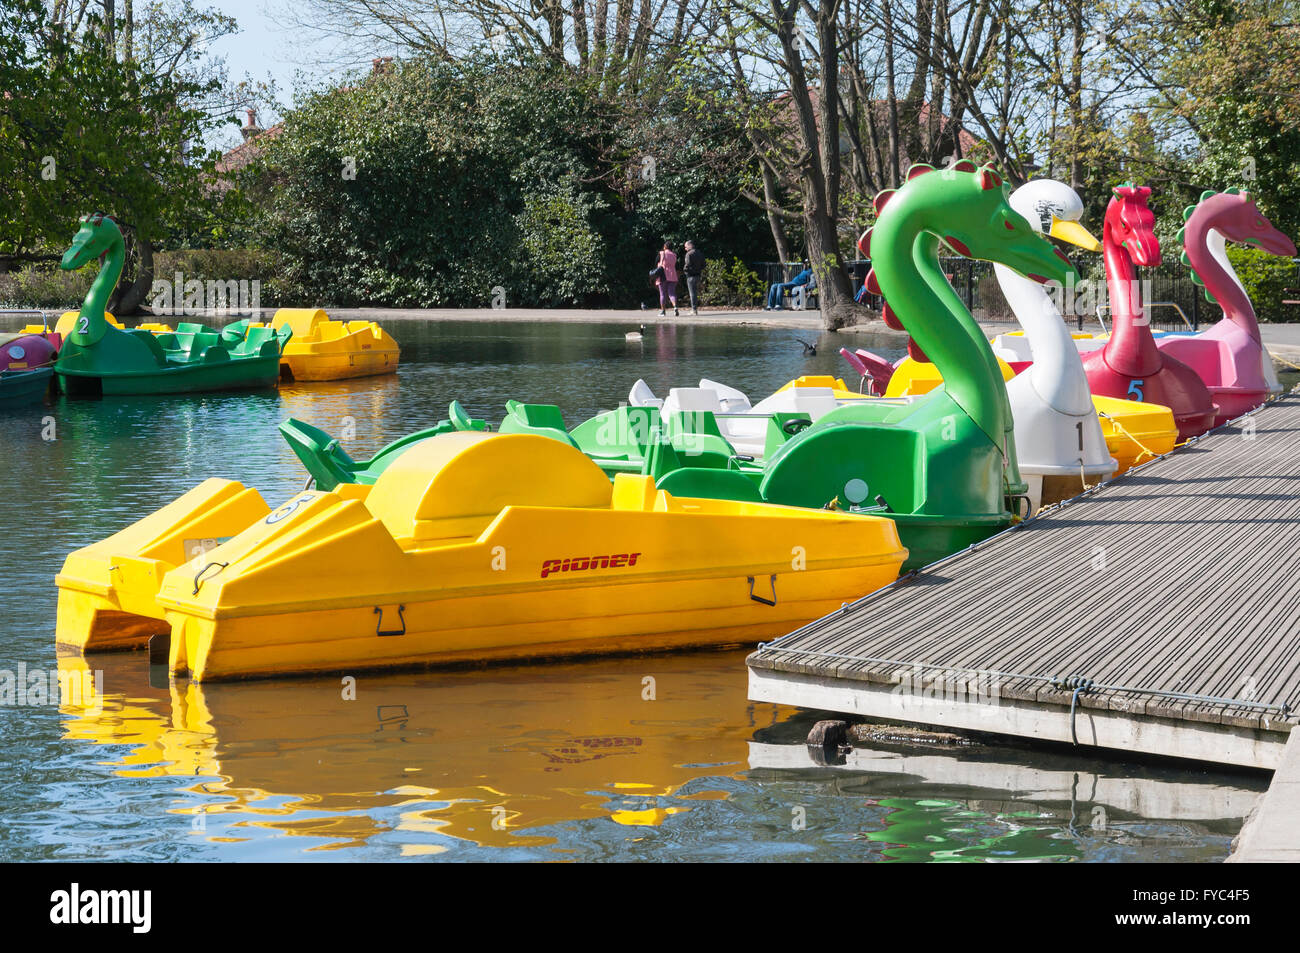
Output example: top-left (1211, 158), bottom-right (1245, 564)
top-left (127, 329), bottom-right (169, 366)
top-left (991, 333), bottom-right (1034, 363)
top-left (272, 308), bottom-right (328, 342)
top-left (787, 387), bottom-right (840, 421)
top-left (498, 400), bottom-right (578, 447)
top-left (628, 378), bottom-right (663, 408)
top-left (656, 467), bottom-right (764, 503)
top-left (279, 417), bottom-right (358, 489)
top-left (219, 320), bottom-right (251, 345)
top-left (661, 408), bottom-right (739, 461)
top-left (365, 432), bottom-right (612, 544)
top-left (661, 387), bottom-right (724, 417)
top-left (571, 406), bottom-right (659, 460)
top-left (239, 325), bottom-right (278, 351)
top-left (698, 378), bottom-right (752, 413)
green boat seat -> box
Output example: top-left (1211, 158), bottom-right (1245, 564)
top-left (498, 400), bottom-right (578, 447)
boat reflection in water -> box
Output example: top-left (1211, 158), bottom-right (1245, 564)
top-left (57, 651), bottom-right (786, 856)
top-left (56, 650), bottom-right (1264, 861)
top-left (748, 737), bottom-right (1264, 862)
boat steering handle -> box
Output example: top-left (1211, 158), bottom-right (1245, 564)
top-left (192, 561), bottom-right (229, 595)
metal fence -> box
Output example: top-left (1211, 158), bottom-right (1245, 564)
top-left (753, 257), bottom-right (1270, 332)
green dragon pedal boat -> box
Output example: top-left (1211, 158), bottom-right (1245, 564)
top-left (282, 164), bottom-right (1075, 568)
top-left (53, 213), bottom-right (290, 397)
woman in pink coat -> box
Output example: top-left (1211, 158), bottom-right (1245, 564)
top-left (655, 242), bottom-right (679, 316)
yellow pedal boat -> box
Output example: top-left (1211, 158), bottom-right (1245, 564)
top-left (772, 375), bottom-right (874, 402)
top-left (55, 432), bottom-right (907, 681)
top-left (256, 308), bottom-right (399, 381)
top-left (884, 356), bottom-right (1017, 397)
top-left (22, 312), bottom-right (173, 336)
top-left (883, 357), bottom-right (1176, 475)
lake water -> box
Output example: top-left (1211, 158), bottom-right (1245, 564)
top-left (0, 317), bottom-right (1269, 862)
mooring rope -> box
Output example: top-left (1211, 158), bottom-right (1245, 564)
top-left (1097, 411), bottom-right (1163, 464)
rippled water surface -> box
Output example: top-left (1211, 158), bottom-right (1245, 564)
top-left (0, 317), bottom-right (1268, 861)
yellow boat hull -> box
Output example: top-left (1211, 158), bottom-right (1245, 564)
top-left (1093, 395), bottom-right (1179, 474)
top-left (262, 308), bottom-right (399, 381)
top-left (56, 433), bottom-right (906, 680)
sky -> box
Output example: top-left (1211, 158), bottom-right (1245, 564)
top-left (203, 0), bottom-right (373, 145)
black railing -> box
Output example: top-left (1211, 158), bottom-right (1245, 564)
top-left (752, 257), bottom-right (1263, 331)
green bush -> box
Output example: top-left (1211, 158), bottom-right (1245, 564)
top-left (152, 248), bottom-right (288, 309)
top-left (1225, 246), bottom-right (1300, 323)
top-left (0, 265), bottom-right (93, 310)
top-left (0, 248), bottom-right (290, 313)
top-left (232, 55), bottom-right (771, 308)
top-left (700, 256), bottom-right (764, 306)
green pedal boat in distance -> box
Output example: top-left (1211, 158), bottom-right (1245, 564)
top-left (53, 213), bottom-right (290, 397)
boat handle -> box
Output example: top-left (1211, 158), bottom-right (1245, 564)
top-left (192, 561), bottom-right (229, 595)
top-left (748, 575), bottom-right (778, 607)
top-left (374, 604), bottom-right (406, 637)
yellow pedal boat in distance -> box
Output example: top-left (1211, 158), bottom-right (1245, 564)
top-left (885, 356), bottom-right (1017, 398)
top-left (772, 375), bottom-right (874, 401)
top-left (256, 308), bottom-right (399, 381)
top-left (56, 432), bottom-right (907, 681)
top-left (884, 357), bottom-right (1177, 476)
top-left (22, 312), bottom-right (176, 338)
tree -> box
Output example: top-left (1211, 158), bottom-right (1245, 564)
top-left (0, 0), bottom-right (231, 312)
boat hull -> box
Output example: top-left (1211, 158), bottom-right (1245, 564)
top-left (162, 563), bottom-right (899, 681)
top-left (0, 367), bottom-right (53, 407)
top-left (265, 309), bottom-right (400, 381)
top-left (57, 435), bottom-right (908, 681)
top-left (55, 355), bottom-right (281, 396)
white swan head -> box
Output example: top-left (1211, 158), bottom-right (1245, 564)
top-left (1008, 179), bottom-right (1101, 252)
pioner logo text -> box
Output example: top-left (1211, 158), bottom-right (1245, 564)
top-left (540, 553), bottom-right (642, 579)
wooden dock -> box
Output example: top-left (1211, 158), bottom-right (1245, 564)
top-left (747, 394), bottom-right (1300, 770)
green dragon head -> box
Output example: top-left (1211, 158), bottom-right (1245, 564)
top-left (60, 212), bottom-right (124, 271)
top-left (860, 160), bottom-right (1078, 362)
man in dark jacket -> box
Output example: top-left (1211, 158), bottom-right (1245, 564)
top-left (683, 240), bottom-right (705, 315)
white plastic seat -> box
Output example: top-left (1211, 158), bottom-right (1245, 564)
top-left (661, 387), bottom-right (725, 418)
top-left (698, 378), bottom-right (752, 413)
top-left (628, 378), bottom-right (663, 408)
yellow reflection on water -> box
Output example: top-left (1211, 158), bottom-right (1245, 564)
top-left (58, 651), bottom-right (788, 853)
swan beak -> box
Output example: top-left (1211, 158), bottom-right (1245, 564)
top-left (1049, 216), bottom-right (1102, 252)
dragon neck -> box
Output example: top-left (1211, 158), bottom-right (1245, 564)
top-left (1102, 219), bottom-right (1161, 376)
top-left (1192, 228), bottom-right (1259, 342)
top-left (876, 220), bottom-right (1009, 450)
top-left (995, 262), bottom-right (1093, 415)
top-left (76, 233), bottom-right (125, 345)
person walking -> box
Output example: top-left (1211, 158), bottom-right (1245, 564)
top-left (683, 240), bottom-right (705, 315)
top-left (655, 241), bottom-right (679, 316)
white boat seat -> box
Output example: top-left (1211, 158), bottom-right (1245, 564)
top-left (787, 387), bottom-right (839, 421)
top-left (698, 378), bottom-right (752, 413)
top-left (662, 387), bottom-right (725, 417)
top-left (991, 333), bottom-right (1034, 364)
top-left (628, 378), bottom-right (663, 408)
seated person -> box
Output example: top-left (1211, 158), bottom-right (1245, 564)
top-left (766, 268), bottom-right (813, 310)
